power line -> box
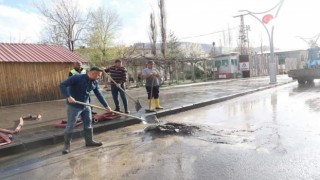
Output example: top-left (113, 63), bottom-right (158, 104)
top-left (179, 27), bottom-right (238, 40)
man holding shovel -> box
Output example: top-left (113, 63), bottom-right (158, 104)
top-left (68, 61), bottom-right (97, 115)
top-left (143, 60), bottom-right (164, 112)
top-left (105, 59), bottom-right (130, 114)
top-left (60, 67), bottom-right (111, 154)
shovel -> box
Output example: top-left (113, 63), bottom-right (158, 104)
top-left (74, 101), bottom-right (159, 124)
top-left (104, 72), bottom-right (142, 112)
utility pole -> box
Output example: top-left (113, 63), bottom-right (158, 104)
top-left (234, 14), bottom-right (251, 79)
top-left (233, 14), bottom-right (249, 55)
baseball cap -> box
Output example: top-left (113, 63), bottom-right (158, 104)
top-left (89, 67), bottom-right (103, 72)
top-left (147, 60), bottom-right (155, 65)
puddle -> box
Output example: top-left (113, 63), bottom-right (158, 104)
top-left (144, 122), bottom-right (200, 136)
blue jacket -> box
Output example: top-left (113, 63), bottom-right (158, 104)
top-left (60, 74), bottom-right (109, 108)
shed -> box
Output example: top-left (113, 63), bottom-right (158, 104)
top-left (213, 53), bottom-right (240, 79)
top-left (0, 43), bottom-right (87, 106)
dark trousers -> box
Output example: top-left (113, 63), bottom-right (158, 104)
top-left (111, 84), bottom-right (128, 110)
top-left (146, 86), bottom-right (159, 99)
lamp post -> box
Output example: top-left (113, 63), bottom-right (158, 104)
top-left (212, 41), bottom-right (216, 79)
top-left (239, 0), bottom-right (284, 84)
top-left (212, 41), bottom-right (216, 56)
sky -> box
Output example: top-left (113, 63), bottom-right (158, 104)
top-left (0, 0), bottom-right (318, 50)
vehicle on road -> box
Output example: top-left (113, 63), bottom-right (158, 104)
top-left (288, 46), bottom-right (320, 84)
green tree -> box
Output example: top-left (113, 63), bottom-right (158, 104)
top-left (113, 44), bottom-right (136, 58)
top-left (167, 31), bottom-right (182, 58)
top-left (167, 31), bottom-right (183, 83)
top-left (88, 7), bottom-right (121, 59)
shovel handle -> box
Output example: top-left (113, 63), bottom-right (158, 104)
top-left (74, 101), bottom-right (145, 122)
top-left (104, 72), bottom-right (138, 102)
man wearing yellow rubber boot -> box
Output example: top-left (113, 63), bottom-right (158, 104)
top-left (143, 60), bottom-right (164, 112)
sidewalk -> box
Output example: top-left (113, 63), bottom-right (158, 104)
top-left (0, 75), bottom-right (294, 156)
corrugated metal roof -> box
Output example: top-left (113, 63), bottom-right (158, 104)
top-left (0, 43), bottom-right (88, 63)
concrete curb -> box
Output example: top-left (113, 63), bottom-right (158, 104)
top-left (154, 81), bottom-right (293, 118)
top-left (160, 79), bottom-right (236, 90)
top-left (0, 118), bottom-right (141, 157)
top-left (0, 80), bottom-right (294, 157)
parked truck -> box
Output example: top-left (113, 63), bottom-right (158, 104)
top-left (288, 47), bottom-right (320, 84)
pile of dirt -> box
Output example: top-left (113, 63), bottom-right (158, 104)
top-left (144, 122), bottom-right (200, 136)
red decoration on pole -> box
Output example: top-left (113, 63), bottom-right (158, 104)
top-left (262, 14), bottom-right (274, 24)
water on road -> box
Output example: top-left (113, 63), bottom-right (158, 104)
top-left (2, 81), bottom-right (320, 180)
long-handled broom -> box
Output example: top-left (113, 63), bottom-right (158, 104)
top-left (74, 101), bottom-right (158, 124)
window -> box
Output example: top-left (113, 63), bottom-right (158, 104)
top-left (278, 56), bottom-right (285, 65)
top-left (215, 60), bottom-right (221, 67)
top-left (222, 59), bottom-right (229, 66)
top-left (278, 58), bottom-right (285, 65)
top-left (231, 59), bottom-right (238, 65)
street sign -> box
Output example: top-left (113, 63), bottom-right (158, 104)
top-left (240, 62), bottom-right (250, 71)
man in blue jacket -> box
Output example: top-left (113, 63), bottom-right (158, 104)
top-left (68, 61), bottom-right (97, 115)
top-left (60, 67), bottom-right (111, 154)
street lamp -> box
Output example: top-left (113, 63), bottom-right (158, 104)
top-left (239, 0), bottom-right (284, 84)
top-left (212, 41), bottom-right (216, 79)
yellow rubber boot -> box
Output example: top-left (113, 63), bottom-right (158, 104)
top-left (145, 99), bottom-right (156, 113)
top-left (154, 98), bottom-right (164, 109)
top-left (148, 99), bottom-right (153, 110)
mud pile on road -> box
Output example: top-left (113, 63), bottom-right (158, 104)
top-left (144, 122), bottom-right (200, 136)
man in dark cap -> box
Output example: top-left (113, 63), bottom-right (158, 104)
top-left (142, 60), bottom-right (164, 111)
top-left (60, 67), bottom-right (111, 154)
top-left (68, 61), bottom-right (96, 114)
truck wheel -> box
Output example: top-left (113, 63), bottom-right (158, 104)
top-left (298, 79), bottom-right (306, 84)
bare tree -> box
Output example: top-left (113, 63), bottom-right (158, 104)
top-left (88, 7), bottom-right (121, 58)
top-left (228, 26), bottom-right (233, 51)
top-left (159, 0), bottom-right (167, 80)
top-left (149, 11), bottom-right (157, 57)
top-left (35, 0), bottom-right (88, 51)
top-left (159, 0), bottom-right (167, 58)
top-left (40, 25), bottom-right (64, 45)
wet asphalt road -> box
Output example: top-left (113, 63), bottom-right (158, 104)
top-left (2, 81), bottom-right (320, 180)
